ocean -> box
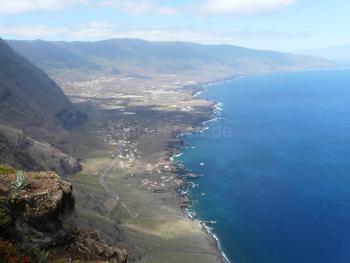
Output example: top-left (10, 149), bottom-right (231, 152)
top-left (178, 69), bottom-right (350, 263)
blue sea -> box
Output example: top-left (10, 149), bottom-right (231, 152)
top-left (178, 69), bottom-right (350, 263)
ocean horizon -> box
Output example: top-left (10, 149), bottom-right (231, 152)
top-left (178, 69), bottom-right (350, 263)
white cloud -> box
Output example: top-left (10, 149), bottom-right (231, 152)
top-left (199, 0), bottom-right (296, 15)
top-left (0, 24), bottom-right (64, 38)
top-left (0, 0), bottom-right (88, 14)
top-left (66, 23), bottom-right (311, 43)
top-left (0, 0), bottom-right (178, 15)
top-left (2, 21), bottom-right (312, 45)
top-left (1, 21), bottom-right (115, 40)
top-left (70, 21), bottom-right (115, 38)
top-left (0, 0), bottom-right (295, 16)
top-left (99, 0), bottom-right (178, 15)
top-left (1, 22), bottom-right (319, 52)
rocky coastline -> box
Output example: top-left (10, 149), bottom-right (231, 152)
top-left (160, 83), bottom-right (233, 263)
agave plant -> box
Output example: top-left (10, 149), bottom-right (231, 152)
top-left (29, 246), bottom-right (49, 263)
top-left (12, 171), bottom-right (29, 192)
top-left (35, 250), bottom-right (49, 263)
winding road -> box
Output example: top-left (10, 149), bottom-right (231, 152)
top-left (99, 144), bottom-right (137, 219)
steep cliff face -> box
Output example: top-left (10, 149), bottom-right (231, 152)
top-left (0, 167), bottom-right (127, 262)
top-left (0, 38), bottom-right (85, 174)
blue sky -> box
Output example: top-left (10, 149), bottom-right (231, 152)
top-left (0, 0), bottom-right (349, 52)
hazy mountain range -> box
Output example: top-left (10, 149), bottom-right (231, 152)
top-left (7, 38), bottom-right (333, 80)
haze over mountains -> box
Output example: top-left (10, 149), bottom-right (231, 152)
top-left (7, 38), bottom-right (333, 80)
top-left (0, 38), bottom-right (84, 174)
top-left (301, 45), bottom-right (350, 65)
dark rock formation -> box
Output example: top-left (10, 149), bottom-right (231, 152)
top-left (52, 230), bottom-right (128, 263)
top-left (0, 171), bottom-right (76, 248)
top-left (0, 123), bottom-right (81, 175)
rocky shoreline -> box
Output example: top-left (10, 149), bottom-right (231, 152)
top-left (168, 116), bottom-right (232, 263)
top-left (154, 81), bottom-right (234, 263)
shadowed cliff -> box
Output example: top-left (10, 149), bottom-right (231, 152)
top-left (0, 38), bottom-right (86, 174)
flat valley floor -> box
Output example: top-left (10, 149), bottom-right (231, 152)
top-left (63, 73), bottom-right (226, 263)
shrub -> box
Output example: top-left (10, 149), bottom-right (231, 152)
top-left (28, 246), bottom-right (49, 263)
top-left (0, 164), bottom-right (16, 176)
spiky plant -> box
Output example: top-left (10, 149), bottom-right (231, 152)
top-left (29, 246), bottom-right (49, 263)
top-left (27, 245), bottom-right (50, 263)
top-left (12, 171), bottom-right (29, 192)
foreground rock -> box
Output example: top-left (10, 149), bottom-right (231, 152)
top-left (0, 166), bottom-right (127, 262)
top-left (51, 230), bottom-right (128, 263)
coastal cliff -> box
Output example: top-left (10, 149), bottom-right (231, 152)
top-left (0, 165), bottom-right (127, 262)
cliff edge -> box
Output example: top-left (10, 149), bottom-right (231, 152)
top-left (0, 164), bottom-right (127, 263)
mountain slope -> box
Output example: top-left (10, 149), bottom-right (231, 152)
top-left (7, 39), bottom-right (333, 79)
top-left (0, 39), bottom-right (71, 127)
top-left (0, 38), bottom-right (85, 174)
top-left (8, 39), bottom-right (100, 71)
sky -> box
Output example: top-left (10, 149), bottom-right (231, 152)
top-left (0, 0), bottom-right (349, 52)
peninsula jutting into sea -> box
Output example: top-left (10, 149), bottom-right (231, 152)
top-left (0, 1), bottom-right (349, 262)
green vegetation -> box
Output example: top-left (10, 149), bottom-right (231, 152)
top-left (28, 246), bottom-right (49, 263)
top-left (31, 173), bottom-right (42, 179)
top-left (0, 240), bottom-right (50, 263)
top-left (0, 164), bottom-right (16, 175)
top-left (12, 171), bottom-right (29, 192)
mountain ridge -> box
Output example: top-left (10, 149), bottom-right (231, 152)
top-left (0, 38), bottom-right (84, 174)
top-left (7, 38), bottom-right (333, 80)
